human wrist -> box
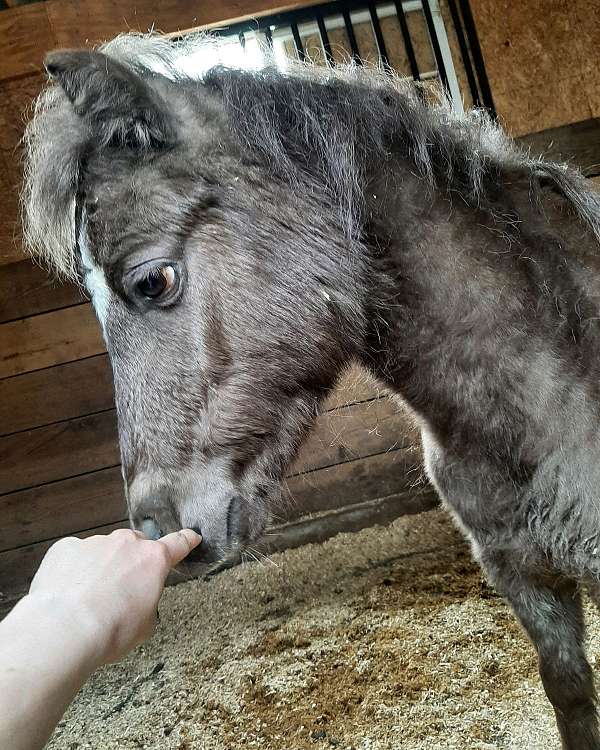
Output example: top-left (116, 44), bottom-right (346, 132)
top-left (11, 593), bottom-right (107, 674)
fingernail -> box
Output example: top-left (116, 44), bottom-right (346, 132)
top-left (184, 528), bottom-right (202, 545)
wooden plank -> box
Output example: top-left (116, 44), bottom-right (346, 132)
top-left (0, 423), bottom-right (424, 552)
top-left (0, 466), bottom-right (124, 552)
top-left (0, 354), bottom-right (114, 436)
top-left (0, 354), bottom-right (375, 438)
top-left (0, 209), bottom-right (25, 267)
top-left (322, 366), bottom-right (380, 410)
top-left (0, 448), bottom-right (430, 606)
top-left (290, 396), bottom-right (417, 475)
top-left (517, 118), bottom-right (600, 174)
top-left (285, 446), bottom-right (424, 520)
top-left (0, 149), bottom-right (25, 268)
top-left (0, 303), bottom-right (104, 378)
top-left (0, 0), bottom-right (324, 82)
top-left (46, 0), bottom-right (220, 49)
top-left (0, 410), bottom-right (119, 495)
top-left (263, 488), bottom-right (438, 556)
top-left (0, 259), bottom-right (83, 323)
top-left (0, 74), bottom-right (46, 267)
top-left (0, 3), bottom-right (53, 81)
top-left (0, 390), bottom-right (411, 495)
top-left (0, 73), bottom-right (45, 157)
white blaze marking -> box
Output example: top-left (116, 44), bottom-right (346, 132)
top-left (78, 219), bottom-right (111, 331)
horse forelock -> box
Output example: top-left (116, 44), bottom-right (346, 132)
top-left (21, 32), bottom-right (236, 282)
top-left (21, 31), bottom-right (600, 283)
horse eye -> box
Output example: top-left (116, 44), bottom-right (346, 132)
top-left (136, 265), bottom-right (176, 299)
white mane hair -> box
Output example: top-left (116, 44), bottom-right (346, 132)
top-left (21, 32), bottom-right (600, 281)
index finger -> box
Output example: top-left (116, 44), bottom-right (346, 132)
top-left (157, 529), bottom-right (202, 567)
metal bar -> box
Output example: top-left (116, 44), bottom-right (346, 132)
top-left (393, 0), bottom-right (420, 80)
top-left (427, 0), bottom-right (464, 112)
top-left (342, 9), bottom-right (362, 64)
top-left (457, 0), bottom-right (496, 115)
top-left (218, 0), bottom-right (422, 42)
top-left (316, 12), bottom-right (335, 66)
top-left (446, 0), bottom-right (480, 105)
top-left (421, 0), bottom-right (449, 91)
top-left (367, 2), bottom-right (390, 68)
top-left (238, 31), bottom-right (246, 49)
top-left (291, 22), bottom-right (306, 61)
top-left (229, 0), bottom-right (369, 35)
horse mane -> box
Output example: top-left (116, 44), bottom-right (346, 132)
top-left (22, 32), bottom-right (600, 280)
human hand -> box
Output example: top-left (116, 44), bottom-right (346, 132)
top-left (26, 528), bottom-right (201, 668)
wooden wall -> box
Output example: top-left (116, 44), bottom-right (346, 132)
top-left (469, 0), bottom-right (600, 135)
top-left (0, 0), bottom-right (325, 79)
top-left (1, 0), bottom-right (600, 611)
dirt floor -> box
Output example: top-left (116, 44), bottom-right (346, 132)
top-left (46, 508), bottom-right (600, 750)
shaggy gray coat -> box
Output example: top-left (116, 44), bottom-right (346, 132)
top-left (22, 33), bottom-right (600, 749)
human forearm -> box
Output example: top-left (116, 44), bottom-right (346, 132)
top-left (0, 594), bottom-right (99, 750)
top-left (0, 529), bottom-right (200, 750)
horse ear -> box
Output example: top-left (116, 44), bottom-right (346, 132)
top-left (44, 49), bottom-right (176, 150)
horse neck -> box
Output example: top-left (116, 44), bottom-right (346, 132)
top-left (355, 162), bottom-right (470, 390)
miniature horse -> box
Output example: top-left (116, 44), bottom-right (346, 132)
top-left (22, 33), bottom-right (600, 748)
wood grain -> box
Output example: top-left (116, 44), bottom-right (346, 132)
top-left (0, 73), bottom-right (44, 156)
top-left (0, 0), bottom-right (325, 82)
top-left (0, 303), bottom-right (104, 378)
top-left (0, 354), bottom-right (114, 435)
top-left (285, 446), bottom-right (425, 520)
top-left (290, 397), bottom-right (417, 476)
top-left (0, 73), bottom-right (45, 267)
top-left (0, 466), bottom-right (124, 551)
top-left (0, 3), bottom-right (53, 81)
top-left (0, 409), bottom-right (120, 494)
top-left (0, 259), bottom-right (83, 323)
top-left (0, 187), bottom-right (24, 266)
top-left (0, 392), bottom-right (410, 495)
top-left (469, 0), bottom-right (593, 135)
top-left (0, 148), bottom-right (25, 267)
top-left (0, 410), bottom-right (422, 549)
top-left (321, 367), bottom-right (380, 411)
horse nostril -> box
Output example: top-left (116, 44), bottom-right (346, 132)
top-left (183, 526), bottom-right (204, 559)
top-left (226, 495), bottom-right (247, 542)
top-left (184, 544), bottom-right (209, 563)
top-left (139, 517), bottom-right (162, 541)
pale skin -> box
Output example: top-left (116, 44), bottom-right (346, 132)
top-left (0, 527), bottom-right (201, 750)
